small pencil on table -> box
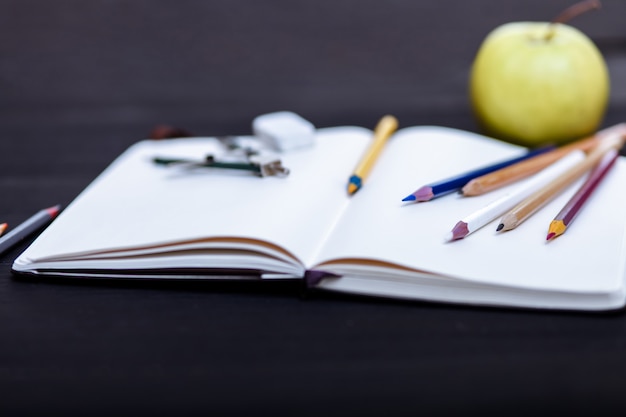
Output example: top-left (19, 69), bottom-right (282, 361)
top-left (0, 205), bottom-right (61, 256)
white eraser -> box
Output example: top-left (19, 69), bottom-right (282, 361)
top-left (252, 111), bottom-right (315, 152)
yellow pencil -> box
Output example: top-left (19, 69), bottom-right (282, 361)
top-left (347, 115), bottom-right (399, 195)
top-left (0, 223), bottom-right (7, 237)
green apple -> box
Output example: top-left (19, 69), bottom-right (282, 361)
top-left (470, 21), bottom-right (609, 146)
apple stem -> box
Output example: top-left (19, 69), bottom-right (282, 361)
top-left (545, 0), bottom-right (601, 40)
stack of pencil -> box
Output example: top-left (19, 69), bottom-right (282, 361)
top-left (401, 123), bottom-right (626, 241)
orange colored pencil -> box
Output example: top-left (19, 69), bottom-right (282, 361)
top-left (461, 123), bottom-right (626, 196)
top-left (0, 223), bottom-right (7, 237)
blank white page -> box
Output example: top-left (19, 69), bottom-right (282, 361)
top-left (314, 126), bottom-right (626, 294)
top-left (17, 127), bottom-right (371, 266)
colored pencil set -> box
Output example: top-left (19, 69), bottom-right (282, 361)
top-left (346, 117), bottom-right (625, 242)
top-left (403, 124), bottom-right (625, 242)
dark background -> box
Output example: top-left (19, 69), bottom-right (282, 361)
top-left (1, 1), bottom-right (626, 416)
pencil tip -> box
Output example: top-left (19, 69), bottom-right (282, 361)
top-left (547, 220), bottom-right (566, 241)
top-left (46, 205), bottom-right (62, 217)
top-left (412, 186), bottom-right (434, 202)
top-left (402, 194), bottom-right (416, 202)
top-left (347, 175), bottom-right (361, 196)
top-left (449, 221), bottom-right (469, 241)
top-left (496, 223), bottom-right (504, 232)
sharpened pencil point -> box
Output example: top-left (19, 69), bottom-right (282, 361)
top-left (546, 220), bottom-right (566, 241)
top-left (496, 223), bottom-right (504, 232)
top-left (46, 205), bottom-right (62, 217)
top-left (406, 186), bottom-right (434, 202)
top-left (0, 223), bottom-right (7, 237)
top-left (347, 175), bottom-right (362, 196)
top-left (448, 221), bottom-right (469, 241)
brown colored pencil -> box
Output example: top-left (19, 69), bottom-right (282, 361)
top-left (497, 133), bottom-right (624, 232)
top-left (462, 123), bottom-right (626, 196)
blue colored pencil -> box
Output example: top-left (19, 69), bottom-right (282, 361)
top-left (402, 146), bottom-right (554, 202)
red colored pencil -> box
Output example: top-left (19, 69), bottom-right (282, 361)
top-left (546, 149), bottom-right (619, 241)
top-left (0, 205), bottom-right (61, 255)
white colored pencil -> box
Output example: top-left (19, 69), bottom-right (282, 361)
top-left (445, 150), bottom-right (587, 241)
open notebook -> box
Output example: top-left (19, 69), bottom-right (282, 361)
top-left (13, 125), bottom-right (626, 311)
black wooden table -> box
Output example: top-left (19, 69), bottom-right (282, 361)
top-left (2, 1), bottom-right (626, 416)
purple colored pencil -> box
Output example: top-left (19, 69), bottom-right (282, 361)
top-left (546, 149), bottom-right (619, 241)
